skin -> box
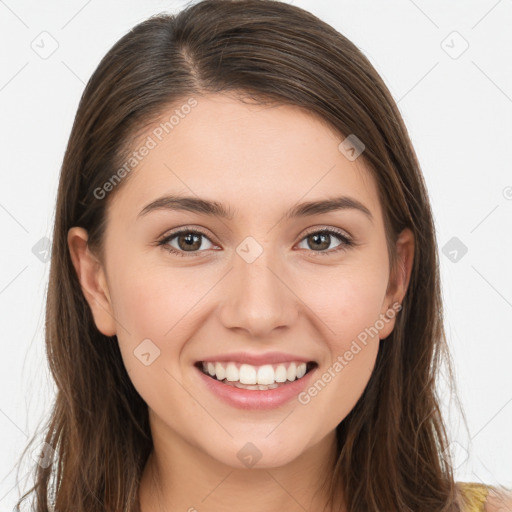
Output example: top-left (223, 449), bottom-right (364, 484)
top-left (68, 92), bottom-right (415, 512)
top-left (485, 487), bottom-right (512, 512)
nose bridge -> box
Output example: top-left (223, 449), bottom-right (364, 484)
top-left (219, 235), bottom-right (297, 335)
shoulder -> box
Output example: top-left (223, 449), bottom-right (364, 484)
top-left (483, 484), bottom-right (512, 512)
top-left (457, 482), bottom-right (512, 512)
top-left (457, 482), bottom-right (489, 511)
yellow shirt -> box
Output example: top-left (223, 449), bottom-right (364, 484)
top-left (458, 482), bottom-right (489, 512)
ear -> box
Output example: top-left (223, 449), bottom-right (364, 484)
top-left (378, 227), bottom-right (415, 340)
top-left (67, 227), bottom-right (117, 336)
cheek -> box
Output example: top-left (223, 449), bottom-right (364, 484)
top-left (321, 340), bottom-right (379, 426)
top-left (110, 261), bottom-right (213, 340)
top-left (110, 272), bottom-right (189, 414)
top-left (297, 260), bottom-right (389, 345)
top-left (108, 263), bottom-right (217, 391)
top-left (299, 310), bottom-right (380, 432)
top-left (293, 261), bottom-right (386, 419)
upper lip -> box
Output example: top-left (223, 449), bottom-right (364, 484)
top-left (197, 352), bottom-right (316, 366)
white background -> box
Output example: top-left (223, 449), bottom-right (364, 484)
top-left (1, 0), bottom-right (511, 508)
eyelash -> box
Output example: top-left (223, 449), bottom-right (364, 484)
top-left (157, 226), bottom-right (354, 258)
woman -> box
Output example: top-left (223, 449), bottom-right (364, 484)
top-left (14, 0), bottom-right (511, 510)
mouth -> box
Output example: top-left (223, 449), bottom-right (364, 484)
top-left (194, 360), bottom-right (318, 391)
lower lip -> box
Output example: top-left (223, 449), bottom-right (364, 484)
top-left (195, 365), bottom-right (317, 410)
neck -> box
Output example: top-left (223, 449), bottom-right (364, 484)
top-left (138, 418), bottom-right (343, 512)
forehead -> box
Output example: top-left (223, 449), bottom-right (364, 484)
top-left (107, 93), bottom-right (382, 225)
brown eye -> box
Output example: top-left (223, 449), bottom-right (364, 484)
top-left (176, 232), bottom-right (203, 251)
top-left (306, 232), bottom-right (331, 251)
top-left (158, 229), bottom-right (216, 257)
top-left (297, 228), bottom-right (353, 255)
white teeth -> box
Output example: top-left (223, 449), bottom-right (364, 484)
top-left (215, 362), bottom-right (226, 381)
top-left (287, 362), bottom-right (297, 381)
top-left (200, 360), bottom-right (310, 385)
top-left (274, 364), bottom-right (288, 383)
top-left (256, 364), bottom-right (274, 385)
top-left (239, 364), bottom-right (257, 384)
top-left (221, 381), bottom-right (282, 390)
top-left (225, 362), bottom-right (239, 382)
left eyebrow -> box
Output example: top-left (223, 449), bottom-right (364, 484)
top-left (285, 196), bottom-right (373, 223)
top-left (137, 194), bottom-right (373, 223)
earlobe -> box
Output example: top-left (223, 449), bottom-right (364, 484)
top-left (67, 227), bottom-right (117, 336)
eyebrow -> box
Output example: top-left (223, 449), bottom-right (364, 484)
top-left (137, 194), bottom-right (373, 223)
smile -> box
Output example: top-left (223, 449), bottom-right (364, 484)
top-left (195, 360), bottom-right (318, 391)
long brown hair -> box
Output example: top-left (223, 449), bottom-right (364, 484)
top-left (14, 1), bottom-right (463, 510)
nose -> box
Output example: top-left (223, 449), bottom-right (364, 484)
top-left (218, 243), bottom-right (298, 338)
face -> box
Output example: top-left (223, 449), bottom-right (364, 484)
top-left (69, 92), bottom-right (413, 471)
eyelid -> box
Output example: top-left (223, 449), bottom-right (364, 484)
top-left (301, 225), bottom-right (352, 241)
top-left (159, 225), bottom-right (216, 243)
